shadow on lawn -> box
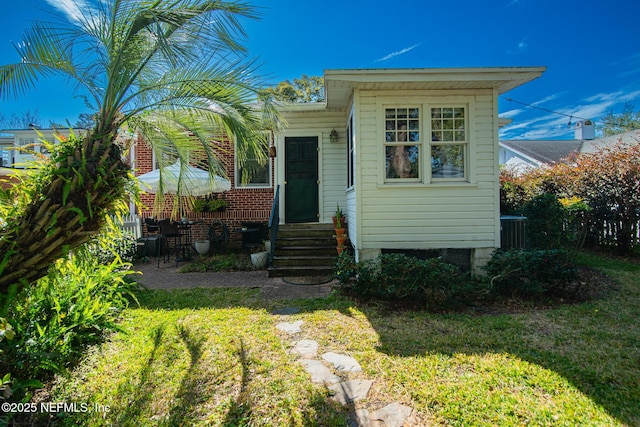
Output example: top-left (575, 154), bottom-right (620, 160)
top-left (129, 264), bottom-right (639, 425)
top-left (115, 291), bottom-right (349, 425)
top-left (346, 262), bottom-right (640, 426)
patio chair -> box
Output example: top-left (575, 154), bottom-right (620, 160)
top-left (157, 219), bottom-right (182, 267)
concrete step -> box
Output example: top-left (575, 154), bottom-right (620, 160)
top-left (273, 255), bottom-right (336, 267)
top-left (276, 237), bottom-right (336, 247)
top-left (274, 246), bottom-right (337, 257)
top-left (268, 265), bottom-right (335, 278)
top-left (271, 223), bottom-right (340, 277)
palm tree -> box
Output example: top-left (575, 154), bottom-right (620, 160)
top-left (0, 0), bottom-right (276, 292)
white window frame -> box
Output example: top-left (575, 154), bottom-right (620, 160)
top-left (235, 132), bottom-right (272, 188)
top-left (429, 104), bottom-right (469, 182)
top-left (383, 106), bottom-right (422, 183)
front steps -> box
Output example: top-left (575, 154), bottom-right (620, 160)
top-left (268, 223), bottom-right (338, 277)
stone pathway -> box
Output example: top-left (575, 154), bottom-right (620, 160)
top-left (274, 311), bottom-right (416, 426)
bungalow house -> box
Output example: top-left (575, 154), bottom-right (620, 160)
top-left (137, 67), bottom-right (546, 274)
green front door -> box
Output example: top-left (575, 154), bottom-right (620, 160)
top-left (285, 136), bottom-right (319, 223)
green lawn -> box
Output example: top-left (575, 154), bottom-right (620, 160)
top-left (45, 254), bottom-right (639, 426)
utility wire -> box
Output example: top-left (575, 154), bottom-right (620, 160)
top-left (500, 96), bottom-right (621, 127)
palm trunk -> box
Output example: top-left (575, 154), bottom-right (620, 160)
top-left (0, 128), bottom-right (130, 293)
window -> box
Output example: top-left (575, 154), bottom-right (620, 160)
top-left (236, 134), bottom-right (271, 187)
top-left (384, 107), bottom-right (420, 180)
top-left (430, 107), bottom-right (467, 180)
top-left (347, 114), bottom-right (355, 188)
top-left (18, 137), bottom-right (35, 154)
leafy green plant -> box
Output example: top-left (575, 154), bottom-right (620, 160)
top-left (522, 193), bottom-right (568, 249)
top-left (0, 243), bottom-right (140, 391)
top-left (485, 249), bottom-right (578, 297)
top-left (207, 198), bottom-right (228, 212)
top-left (334, 253), bottom-right (469, 307)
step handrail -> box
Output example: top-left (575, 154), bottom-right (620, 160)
top-left (267, 185), bottom-right (280, 266)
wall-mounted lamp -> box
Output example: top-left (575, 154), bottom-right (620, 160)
top-left (330, 129), bottom-right (339, 143)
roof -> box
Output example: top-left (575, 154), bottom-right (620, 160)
top-left (500, 139), bottom-right (584, 165)
top-left (581, 129), bottom-right (640, 153)
top-left (324, 67), bottom-right (546, 109)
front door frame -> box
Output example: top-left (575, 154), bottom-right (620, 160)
top-left (277, 132), bottom-right (323, 224)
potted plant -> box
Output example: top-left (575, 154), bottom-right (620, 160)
top-left (335, 233), bottom-right (347, 247)
top-left (193, 199), bottom-right (208, 213)
top-left (336, 244), bottom-right (346, 255)
top-left (333, 203), bottom-right (346, 232)
top-left (207, 198), bottom-right (228, 212)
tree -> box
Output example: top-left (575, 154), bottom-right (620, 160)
top-left (262, 75), bottom-right (324, 103)
top-left (0, 0), bottom-right (277, 292)
top-left (600, 102), bottom-right (640, 136)
top-left (74, 113), bottom-right (98, 130)
top-left (0, 109), bottom-right (42, 129)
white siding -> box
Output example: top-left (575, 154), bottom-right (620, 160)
top-left (354, 90), bottom-right (500, 251)
top-left (277, 108), bottom-right (348, 223)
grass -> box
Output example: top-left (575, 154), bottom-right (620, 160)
top-left (42, 254), bottom-right (639, 426)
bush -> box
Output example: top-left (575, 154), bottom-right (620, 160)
top-left (522, 193), bottom-right (567, 249)
top-left (0, 229), bottom-right (140, 407)
top-left (334, 253), bottom-right (471, 307)
top-left (484, 249), bottom-right (578, 297)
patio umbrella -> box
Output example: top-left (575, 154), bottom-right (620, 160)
top-left (137, 161), bottom-right (231, 196)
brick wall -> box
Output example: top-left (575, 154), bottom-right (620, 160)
top-left (134, 136), bottom-right (275, 245)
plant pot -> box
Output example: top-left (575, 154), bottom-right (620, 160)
top-left (332, 216), bottom-right (347, 229)
top-left (336, 245), bottom-right (346, 255)
top-left (194, 240), bottom-right (210, 255)
top-left (334, 227), bottom-right (346, 236)
top-left (250, 251), bottom-right (269, 269)
top-left (336, 236), bottom-right (347, 246)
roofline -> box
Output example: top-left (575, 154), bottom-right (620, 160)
top-left (498, 141), bottom-right (543, 166)
top-left (325, 66), bottom-right (546, 78)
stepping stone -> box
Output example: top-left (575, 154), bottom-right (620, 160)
top-left (272, 307), bottom-right (300, 315)
top-left (291, 339), bottom-right (318, 358)
top-left (367, 402), bottom-right (413, 427)
top-left (276, 320), bottom-right (303, 334)
top-left (299, 359), bottom-right (340, 384)
top-left (321, 352), bottom-right (362, 372)
top-left (327, 379), bottom-right (373, 406)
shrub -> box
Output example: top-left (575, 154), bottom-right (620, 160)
top-left (0, 237), bottom-right (140, 406)
top-left (522, 193), bottom-right (568, 249)
top-left (484, 249), bottom-right (578, 297)
top-left (334, 253), bottom-right (470, 307)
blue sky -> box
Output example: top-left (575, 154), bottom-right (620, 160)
top-left (1, 0), bottom-right (639, 140)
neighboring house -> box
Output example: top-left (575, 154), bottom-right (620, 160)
top-left (137, 66), bottom-right (546, 271)
top-left (499, 120), bottom-right (594, 171)
top-left (499, 139), bottom-right (584, 170)
top-left (0, 128), bottom-right (87, 169)
top-left (0, 128), bottom-right (88, 191)
top-left (499, 124), bottom-right (640, 171)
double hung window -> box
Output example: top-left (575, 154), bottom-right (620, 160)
top-left (384, 107), bottom-right (420, 180)
top-left (430, 107), bottom-right (467, 180)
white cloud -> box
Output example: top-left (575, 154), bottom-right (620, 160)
top-left (374, 43), bottom-right (421, 63)
top-left (531, 94), bottom-right (561, 106)
top-left (500, 109), bottom-right (524, 119)
top-left (45, 0), bottom-right (100, 28)
top-left (507, 38), bottom-right (528, 55)
top-left (500, 88), bottom-right (640, 140)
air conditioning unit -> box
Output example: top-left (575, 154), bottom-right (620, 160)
top-left (500, 216), bottom-right (528, 249)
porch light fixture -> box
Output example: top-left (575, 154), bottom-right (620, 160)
top-left (330, 129), bottom-right (339, 143)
